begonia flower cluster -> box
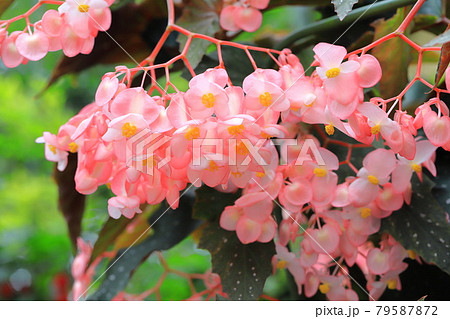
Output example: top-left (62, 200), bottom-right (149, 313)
top-left (39, 43), bottom-right (445, 300)
top-left (0, 0), bottom-right (113, 68)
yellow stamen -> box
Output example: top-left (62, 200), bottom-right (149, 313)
top-left (407, 250), bottom-right (417, 259)
top-left (78, 4), bottom-right (90, 13)
top-left (122, 122), bottom-right (137, 138)
top-left (360, 207), bottom-right (371, 218)
top-left (276, 260), bottom-right (287, 269)
top-left (261, 132), bottom-right (272, 139)
top-left (105, 183), bottom-right (111, 189)
top-left (207, 160), bottom-right (219, 172)
top-left (48, 145), bottom-right (57, 154)
top-left (319, 283), bottom-right (330, 294)
top-left (256, 172), bottom-right (265, 178)
top-left (371, 124), bottom-right (381, 135)
top-left (367, 175), bottom-right (379, 185)
top-left (201, 93), bottom-right (215, 108)
top-left (313, 167), bottom-right (327, 177)
top-left (236, 141), bottom-right (249, 155)
top-left (259, 92), bottom-right (272, 107)
top-left (411, 163), bottom-right (422, 173)
top-left (325, 124), bottom-right (335, 135)
top-left (143, 157), bottom-right (156, 168)
top-left (227, 124), bottom-right (245, 136)
top-left (386, 279), bottom-right (397, 290)
top-left (68, 142), bottom-right (78, 153)
top-left (184, 126), bottom-right (200, 140)
top-left (231, 171), bottom-right (243, 178)
top-left (326, 67), bottom-right (340, 78)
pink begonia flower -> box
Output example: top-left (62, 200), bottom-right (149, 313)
top-left (310, 148), bottom-right (339, 206)
top-left (423, 111), bottom-right (450, 147)
top-left (36, 132), bottom-right (69, 171)
top-left (108, 195), bottom-right (142, 219)
top-left (273, 244), bottom-right (305, 293)
top-left (307, 224), bottom-right (340, 255)
top-left (42, 10), bottom-right (63, 37)
top-left (95, 75), bottom-right (119, 106)
top-left (220, 0), bottom-right (269, 33)
top-left (313, 43), bottom-right (360, 118)
top-left (184, 71), bottom-right (230, 120)
top-left (279, 177), bottom-right (313, 212)
top-left (349, 54), bottom-right (382, 88)
top-left (318, 275), bottom-right (358, 301)
top-left (220, 192), bottom-right (276, 244)
top-left (348, 148), bottom-right (397, 207)
top-left (358, 102), bottom-right (403, 153)
top-left (391, 139), bottom-right (437, 193)
top-left (1, 31), bottom-right (26, 68)
top-left (102, 113), bottom-right (149, 142)
top-left (15, 30), bottom-right (49, 61)
top-left (59, 0), bottom-right (110, 39)
top-left (342, 205), bottom-right (381, 236)
top-left (110, 87), bottom-right (163, 123)
top-left (244, 78), bottom-right (290, 112)
top-left (375, 183), bottom-right (404, 212)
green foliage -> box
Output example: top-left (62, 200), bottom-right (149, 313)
top-left (371, 7), bottom-right (412, 99)
top-left (176, 0), bottom-right (221, 70)
top-left (199, 222), bottom-right (275, 300)
top-left (381, 175), bottom-right (450, 275)
top-left (88, 197), bottom-right (202, 300)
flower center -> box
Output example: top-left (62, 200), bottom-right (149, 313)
top-left (276, 260), bottom-right (287, 269)
top-left (326, 67), bottom-right (340, 78)
top-left (386, 279), bottom-right (397, 290)
top-left (325, 124), bottom-right (335, 135)
top-left (259, 92), bottom-right (272, 107)
top-left (231, 171), bottom-right (243, 178)
top-left (304, 93), bottom-right (316, 107)
top-left (360, 207), bottom-right (371, 218)
top-left (313, 167), bottom-right (327, 177)
top-left (371, 124), bottom-right (381, 135)
top-left (236, 141), bottom-right (249, 155)
top-left (78, 4), bottom-right (90, 13)
top-left (68, 142), bottom-right (78, 153)
top-left (407, 249), bottom-right (416, 259)
top-left (201, 93), bottom-right (215, 108)
top-left (121, 122), bottom-right (137, 138)
top-left (207, 160), bottom-right (219, 172)
top-left (319, 283), bottom-right (330, 294)
top-left (367, 175), bottom-right (379, 185)
top-left (48, 144), bottom-right (57, 154)
top-left (184, 126), bottom-right (200, 140)
top-left (411, 163), bottom-right (422, 173)
top-left (256, 171), bottom-right (265, 178)
top-left (227, 124), bottom-right (245, 136)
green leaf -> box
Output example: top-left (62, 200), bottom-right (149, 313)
top-left (199, 222), bottom-right (275, 300)
top-left (176, 0), bottom-right (221, 71)
top-left (53, 153), bottom-right (85, 254)
top-left (193, 185), bottom-right (240, 221)
top-left (187, 45), bottom-right (268, 85)
top-left (87, 194), bottom-right (202, 300)
top-left (425, 28), bottom-right (450, 47)
top-left (332, 0), bottom-right (359, 21)
top-left (380, 175), bottom-right (450, 275)
top-left (88, 216), bottom-right (134, 267)
top-left (371, 7), bottom-right (412, 99)
top-left (0, 0), bottom-right (13, 16)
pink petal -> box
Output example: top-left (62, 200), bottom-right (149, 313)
top-left (95, 76), bottom-right (119, 106)
top-left (236, 216), bottom-right (262, 244)
top-left (1, 32), bottom-right (24, 68)
top-left (348, 178), bottom-right (379, 207)
top-left (111, 87), bottom-right (162, 123)
top-left (220, 206), bottom-right (243, 231)
top-left (15, 31), bottom-right (49, 61)
top-left (313, 43), bottom-right (347, 68)
top-left (414, 139), bottom-right (437, 163)
top-left (353, 54), bottom-right (382, 88)
top-left (236, 192), bottom-right (273, 222)
top-left (42, 10), bottom-right (63, 37)
top-left (219, 6), bottom-right (240, 31)
top-left (309, 225), bottom-right (340, 254)
top-left (366, 248), bottom-right (390, 275)
top-left (391, 163), bottom-right (413, 193)
top-left (363, 148), bottom-right (396, 178)
top-left (234, 7), bottom-right (262, 33)
top-left (257, 218), bottom-right (277, 243)
top-left (340, 60), bottom-right (360, 73)
top-left (375, 183), bottom-right (404, 211)
top-left (250, 0), bottom-right (270, 10)
top-left (423, 112), bottom-right (450, 146)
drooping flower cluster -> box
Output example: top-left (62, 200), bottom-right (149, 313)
top-left (220, 0), bottom-right (269, 32)
top-left (39, 42), bottom-right (445, 300)
top-left (0, 0), bottom-right (113, 68)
